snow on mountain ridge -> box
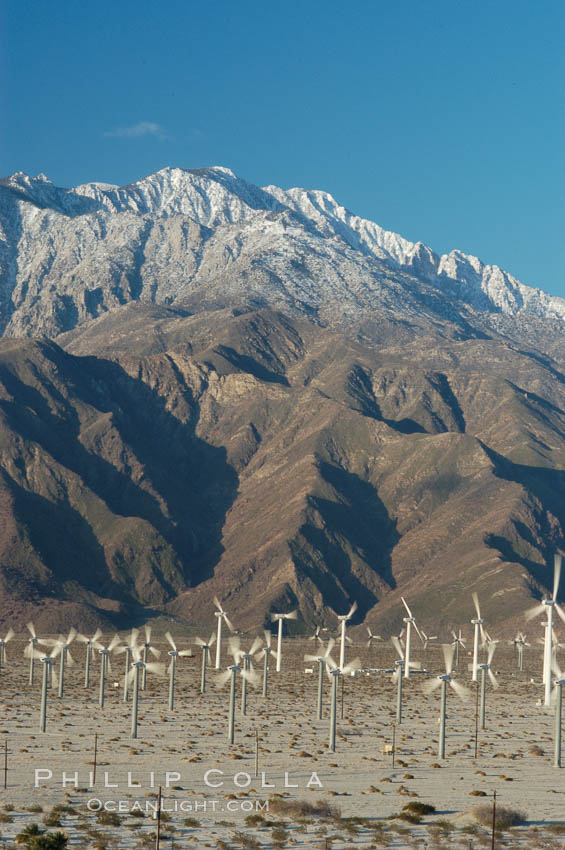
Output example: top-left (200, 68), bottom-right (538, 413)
top-left (1, 166), bottom-right (564, 331)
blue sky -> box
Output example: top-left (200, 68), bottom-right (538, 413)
top-left (2, 0), bottom-right (564, 298)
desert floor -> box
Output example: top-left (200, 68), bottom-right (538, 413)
top-left (0, 634), bottom-right (563, 848)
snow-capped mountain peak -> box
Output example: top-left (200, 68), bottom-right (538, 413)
top-left (0, 165), bottom-right (563, 338)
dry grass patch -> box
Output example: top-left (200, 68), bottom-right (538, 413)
top-left (471, 804), bottom-right (527, 829)
top-left (268, 797), bottom-right (341, 820)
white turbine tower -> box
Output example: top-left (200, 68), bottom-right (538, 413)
top-left (337, 602), bottom-right (357, 669)
top-left (424, 644), bottom-right (469, 759)
top-left (271, 610), bottom-right (297, 672)
top-left (115, 629), bottom-right (140, 702)
top-left (304, 638), bottom-right (335, 720)
top-left (35, 648), bottom-right (59, 732)
top-left (391, 635), bottom-right (420, 724)
top-left (526, 553), bottom-right (565, 707)
top-left (76, 629), bottom-right (103, 688)
top-left (195, 632), bottom-right (216, 694)
top-left (216, 647), bottom-right (259, 744)
top-left (25, 623), bottom-right (42, 686)
top-left (477, 643), bottom-right (499, 730)
top-left (325, 651), bottom-right (361, 751)
top-left (257, 630), bottom-right (274, 697)
top-left (213, 597), bottom-right (234, 669)
top-left (471, 593), bottom-right (486, 682)
top-left (98, 635), bottom-right (121, 707)
top-left (127, 647), bottom-right (166, 738)
top-left (164, 632), bottom-right (192, 710)
top-left (552, 657), bottom-right (565, 768)
top-left (401, 597), bottom-right (423, 679)
top-left (0, 628), bottom-right (14, 673)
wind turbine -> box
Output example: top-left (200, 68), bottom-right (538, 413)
top-left (450, 629), bottom-right (466, 668)
top-left (164, 632), bottom-right (192, 710)
top-left (471, 593), bottom-right (486, 682)
top-left (304, 639), bottom-right (335, 720)
top-left (213, 597), bottom-right (234, 669)
top-left (230, 636), bottom-right (263, 715)
top-left (420, 629), bottom-right (438, 667)
top-left (45, 629), bottom-right (77, 698)
top-left (257, 631), bottom-right (274, 697)
top-left (391, 635), bottom-right (420, 724)
top-left (127, 647), bottom-right (165, 738)
top-left (24, 623), bottom-right (44, 685)
top-left (216, 649), bottom-right (259, 744)
top-left (401, 597), bottom-right (423, 679)
top-left (512, 632), bottom-right (529, 671)
top-left (0, 628), bottom-right (14, 673)
top-left (309, 625), bottom-right (323, 643)
top-left (552, 657), bottom-right (565, 768)
top-left (325, 651), bottom-right (361, 751)
top-left (76, 629), bottom-right (103, 688)
top-left (477, 643), bottom-right (499, 730)
top-left (98, 635), bottom-right (121, 708)
top-left (336, 602), bottom-right (357, 669)
top-left (140, 626), bottom-right (161, 690)
top-left (366, 626), bottom-right (382, 650)
top-left (115, 629), bottom-right (140, 702)
top-left (526, 553), bottom-right (565, 707)
top-left (195, 632), bottom-right (216, 694)
top-left (271, 610), bottom-right (297, 672)
top-left (424, 644), bottom-right (469, 759)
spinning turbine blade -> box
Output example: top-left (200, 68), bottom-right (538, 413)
top-left (442, 643), bottom-right (455, 675)
top-left (343, 656), bottom-right (361, 674)
top-left (450, 679), bottom-right (470, 701)
top-left (472, 592), bottom-right (481, 620)
top-left (249, 636), bottom-right (263, 657)
top-left (553, 553), bottom-right (562, 601)
top-left (525, 603), bottom-right (545, 621)
top-left (401, 596), bottom-right (412, 618)
top-left (216, 669), bottom-right (232, 688)
top-left (241, 668), bottom-right (260, 686)
top-left (423, 677), bottom-right (442, 695)
top-left (392, 636), bottom-right (404, 659)
top-left (108, 635), bottom-right (121, 652)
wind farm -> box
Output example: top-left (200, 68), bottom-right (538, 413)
top-left (0, 581), bottom-right (563, 849)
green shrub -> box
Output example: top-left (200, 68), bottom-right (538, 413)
top-left (42, 810), bottom-right (62, 828)
top-left (96, 810), bottom-right (121, 826)
top-left (402, 801), bottom-right (436, 816)
top-left (15, 824), bottom-right (69, 849)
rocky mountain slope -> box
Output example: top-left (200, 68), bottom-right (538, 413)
top-left (0, 167), bottom-right (563, 634)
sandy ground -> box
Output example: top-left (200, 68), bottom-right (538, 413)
top-left (0, 634), bottom-right (563, 848)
